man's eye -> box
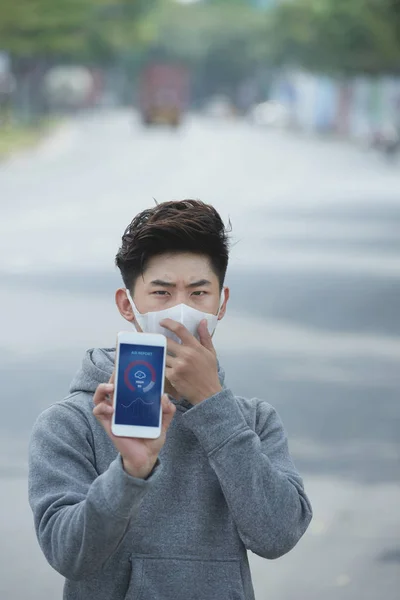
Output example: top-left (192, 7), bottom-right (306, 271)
top-left (153, 291), bottom-right (169, 296)
top-left (192, 291), bottom-right (207, 296)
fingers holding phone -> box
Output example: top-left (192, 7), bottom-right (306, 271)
top-left (93, 381), bottom-right (115, 433)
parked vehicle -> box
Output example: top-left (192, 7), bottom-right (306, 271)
top-left (138, 64), bottom-right (190, 127)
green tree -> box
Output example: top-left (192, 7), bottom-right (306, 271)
top-left (265, 0), bottom-right (400, 74)
top-left (0, 0), bottom-right (159, 61)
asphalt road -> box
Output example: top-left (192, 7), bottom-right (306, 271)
top-left (1, 109), bottom-right (399, 599)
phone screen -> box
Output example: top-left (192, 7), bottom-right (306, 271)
top-left (115, 343), bottom-right (164, 427)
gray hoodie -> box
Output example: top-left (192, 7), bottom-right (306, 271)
top-left (28, 348), bottom-right (312, 600)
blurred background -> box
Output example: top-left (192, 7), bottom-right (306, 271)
top-left (1, 0), bottom-right (400, 599)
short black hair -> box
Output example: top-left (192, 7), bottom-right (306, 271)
top-left (115, 199), bottom-right (231, 291)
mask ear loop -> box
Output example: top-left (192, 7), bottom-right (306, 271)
top-left (217, 287), bottom-right (225, 316)
top-left (126, 289), bottom-right (138, 312)
top-left (125, 289), bottom-right (144, 328)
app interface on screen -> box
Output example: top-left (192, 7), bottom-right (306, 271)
top-left (115, 343), bottom-right (164, 427)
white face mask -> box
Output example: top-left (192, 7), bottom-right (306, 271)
top-left (126, 289), bottom-right (225, 343)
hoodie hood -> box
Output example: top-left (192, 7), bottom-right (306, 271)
top-left (69, 347), bottom-right (226, 410)
top-left (70, 348), bottom-right (115, 394)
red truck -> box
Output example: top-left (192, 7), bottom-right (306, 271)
top-left (138, 63), bottom-right (190, 127)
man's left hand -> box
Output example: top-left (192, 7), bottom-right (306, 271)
top-left (160, 318), bottom-right (222, 405)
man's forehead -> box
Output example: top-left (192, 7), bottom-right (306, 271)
top-left (142, 254), bottom-right (216, 285)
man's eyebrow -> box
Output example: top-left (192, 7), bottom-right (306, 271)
top-left (187, 279), bottom-right (212, 288)
top-left (150, 279), bottom-right (176, 287)
top-left (149, 279), bottom-right (212, 288)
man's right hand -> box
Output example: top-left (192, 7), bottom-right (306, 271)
top-left (93, 372), bottom-right (176, 479)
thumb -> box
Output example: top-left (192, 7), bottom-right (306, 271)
top-left (161, 394), bottom-right (176, 435)
top-left (198, 319), bottom-right (214, 351)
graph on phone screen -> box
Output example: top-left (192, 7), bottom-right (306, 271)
top-left (115, 343), bottom-right (164, 427)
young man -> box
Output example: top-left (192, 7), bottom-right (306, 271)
top-left (29, 200), bottom-right (312, 600)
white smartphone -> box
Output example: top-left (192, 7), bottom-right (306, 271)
top-left (111, 331), bottom-right (166, 439)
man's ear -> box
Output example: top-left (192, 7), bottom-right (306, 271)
top-left (115, 288), bottom-right (136, 325)
top-left (218, 287), bottom-right (230, 321)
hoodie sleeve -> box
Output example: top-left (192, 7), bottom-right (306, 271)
top-left (181, 389), bottom-right (312, 559)
top-left (28, 402), bottom-right (162, 581)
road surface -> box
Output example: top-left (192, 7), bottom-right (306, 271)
top-left (0, 110), bottom-right (399, 599)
